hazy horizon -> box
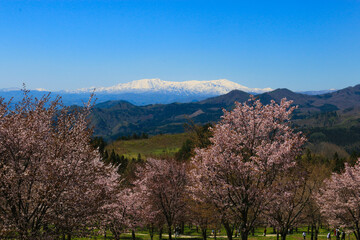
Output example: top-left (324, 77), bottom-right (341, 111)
top-left (0, 78), bottom-right (347, 93)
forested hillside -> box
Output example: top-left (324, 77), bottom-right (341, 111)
top-left (91, 84), bottom-right (360, 156)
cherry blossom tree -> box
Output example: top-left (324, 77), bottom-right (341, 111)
top-left (137, 194), bottom-right (165, 240)
top-left (304, 197), bottom-right (323, 240)
top-left (134, 158), bottom-right (188, 240)
top-left (317, 159), bottom-right (360, 240)
top-left (0, 91), bottom-right (119, 239)
top-left (302, 163), bottom-right (331, 240)
top-left (101, 187), bottom-right (143, 240)
top-left (48, 161), bottom-right (119, 239)
top-left (190, 97), bottom-right (305, 240)
top-left (266, 169), bottom-right (313, 240)
top-left (186, 199), bottom-right (220, 240)
top-left (187, 169), bottom-right (222, 240)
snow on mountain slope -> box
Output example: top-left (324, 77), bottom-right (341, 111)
top-left (74, 79), bottom-right (272, 95)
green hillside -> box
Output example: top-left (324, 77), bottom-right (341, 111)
top-left (106, 133), bottom-right (190, 159)
top-left (91, 84), bottom-right (360, 142)
top-left (96, 85), bottom-right (360, 160)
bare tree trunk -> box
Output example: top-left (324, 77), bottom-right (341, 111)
top-left (168, 225), bottom-right (172, 240)
top-left (315, 223), bottom-right (319, 240)
top-left (159, 227), bottom-right (163, 240)
top-left (132, 229), bottom-right (136, 240)
top-left (149, 224), bottom-right (154, 240)
top-left (311, 224), bottom-right (314, 240)
top-left (202, 228), bottom-right (207, 240)
top-left (241, 231), bottom-right (249, 240)
top-left (114, 232), bottom-right (120, 240)
top-left (354, 231), bottom-right (360, 240)
top-left (355, 223), bottom-right (360, 240)
top-left (223, 222), bottom-right (233, 240)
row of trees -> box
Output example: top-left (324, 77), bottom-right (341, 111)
top-left (116, 133), bottom-right (149, 141)
top-left (1, 92), bottom-right (360, 240)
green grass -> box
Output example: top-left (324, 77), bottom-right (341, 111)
top-left (74, 226), bottom-right (357, 240)
top-left (106, 133), bottom-right (190, 159)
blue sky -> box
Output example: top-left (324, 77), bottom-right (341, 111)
top-left (0, 0), bottom-right (360, 91)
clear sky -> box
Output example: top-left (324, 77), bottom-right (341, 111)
top-left (0, 0), bottom-right (360, 91)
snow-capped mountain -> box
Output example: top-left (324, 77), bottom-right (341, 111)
top-left (74, 78), bottom-right (273, 95)
top-left (0, 79), bottom-right (273, 106)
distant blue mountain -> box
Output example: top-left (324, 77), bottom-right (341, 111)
top-left (0, 77), bottom-right (340, 106)
top-left (298, 89), bottom-right (337, 95)
top-left (0, 90), bottom-right (216, 106)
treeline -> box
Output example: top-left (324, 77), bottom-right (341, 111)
top-left (93, 122), bottom-right (360, 180)
top-left (307, 126), bottom-right (360, 153)
top-left (295, 110), bottom-right (360, 154)
top-left (116, 132), bottom-right (149, 141)
top-left (91, 136), bottom-right (144, 180)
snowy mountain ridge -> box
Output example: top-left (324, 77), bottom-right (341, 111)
top-left (73, 78), bottom-right (273, 95)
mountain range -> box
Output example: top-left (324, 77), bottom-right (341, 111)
top-left (2, 81), bottom-right (360, 155)
top-left (90, 84), bottom-right (360, 142)
top-left (73, 78), bottom-right (273, 95)
top-left (1, 79), bottom-right (338, 106)
top-left (0, 79), bottom-right (271, 106)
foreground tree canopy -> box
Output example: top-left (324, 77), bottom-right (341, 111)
top-left (0, 92), bottom-right (119, 239)
top-left (134, 158), bottom-right (188, 240)
top-left (317, 160), bottom-right (360, 240)
top-left (190, 97), bottom-right (306, 240)
top-left (1, 93), bottom-right (358, 240)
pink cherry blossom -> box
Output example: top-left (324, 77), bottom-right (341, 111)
top-left (0, 91), bottom-right (119, 239)
top-left (317, 159), bottom-right (360, 240)
top-left (133, 158), bottom-right (188, 240)
top-left (190, 97), bottom-right (305, 240)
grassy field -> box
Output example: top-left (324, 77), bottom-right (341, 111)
top-left (106, 133), bottom-right (190, 159)
top-left (75, 226), bottom-right (356, 240)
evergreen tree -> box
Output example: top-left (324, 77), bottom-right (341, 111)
top-left (332, 152), bottom-right (345, 173)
